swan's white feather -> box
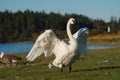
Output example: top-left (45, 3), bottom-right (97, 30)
top-left (73, 27), bottom-right (89, 56)
top-left (26, 29), bottom-right (58, 61)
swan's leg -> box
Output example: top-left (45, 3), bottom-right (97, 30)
top-left (60, 68), bottom-right (63, 73)
top-left (69, 66), bottom-right (72, 73)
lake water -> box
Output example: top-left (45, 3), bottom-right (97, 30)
top-left (0, 43), bottom-right (117, 54)
top-left (0, 43), bottom-right (33, 54)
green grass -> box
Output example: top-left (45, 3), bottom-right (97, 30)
top-left (0, 48), bottom-right (120, 80)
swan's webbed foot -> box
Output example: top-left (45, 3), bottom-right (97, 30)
top-left (48, 63), bottom-right (53, 68)
top-left (48, 64), bottom-right (52, 68)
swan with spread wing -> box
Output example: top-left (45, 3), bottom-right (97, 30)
top-left (26, 18), bottom-right (89, 73)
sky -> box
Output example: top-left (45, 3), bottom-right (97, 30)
top-left (0, 0), bottom-right (120, 22)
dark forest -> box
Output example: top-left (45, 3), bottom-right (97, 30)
top-left (0, 10), bottom-right (120, 43)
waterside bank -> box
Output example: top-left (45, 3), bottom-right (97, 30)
top-left (88, 34), bottom-right (120, 46)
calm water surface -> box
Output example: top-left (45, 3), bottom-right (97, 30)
top-left (0, 43), bottom-right (33, 54)
top-left (0, 43), bottom-right (117, 54)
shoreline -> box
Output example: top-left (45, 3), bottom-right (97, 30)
top-left (88, 41), bottom-right (120, 46)
top-left (88, 34), bottom-right (120, 46)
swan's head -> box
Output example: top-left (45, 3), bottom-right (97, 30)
top-left (68, 18), bottom-right (75, 24)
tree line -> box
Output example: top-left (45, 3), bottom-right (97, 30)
top-left (0, 10), bottom-right (120, 43)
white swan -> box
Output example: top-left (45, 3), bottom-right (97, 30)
top-left (26, 18), bottom-right (89, 73)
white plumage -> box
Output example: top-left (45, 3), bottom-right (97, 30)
top-left (26, 18), bottom-right (89, 73)
top-left (73, 27), bottom-right (89, 56)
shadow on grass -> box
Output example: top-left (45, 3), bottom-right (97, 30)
top-left (74, 66), bottom-right (120, 72)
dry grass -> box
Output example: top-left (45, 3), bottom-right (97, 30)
top-left (88, 34), bottom-right (120, 45)
top-left (89, 34), bottom-right (120, 40)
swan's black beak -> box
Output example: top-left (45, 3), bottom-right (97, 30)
top-left (73, 20), bottom-right (75, 24)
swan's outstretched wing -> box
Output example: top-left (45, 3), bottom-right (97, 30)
top-left (73, 27), bottom-right (89, 56)
top-left (26, 29), bottom-right (58, 61)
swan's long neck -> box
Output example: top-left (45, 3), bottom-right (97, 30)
top-left (67, 22), bottom-right (77, 49)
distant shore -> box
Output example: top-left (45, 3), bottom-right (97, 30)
top-left (88, 34), bottom-right (120, 46)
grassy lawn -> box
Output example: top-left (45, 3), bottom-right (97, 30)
top-left (0, 48), bottom-right (120, 80)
